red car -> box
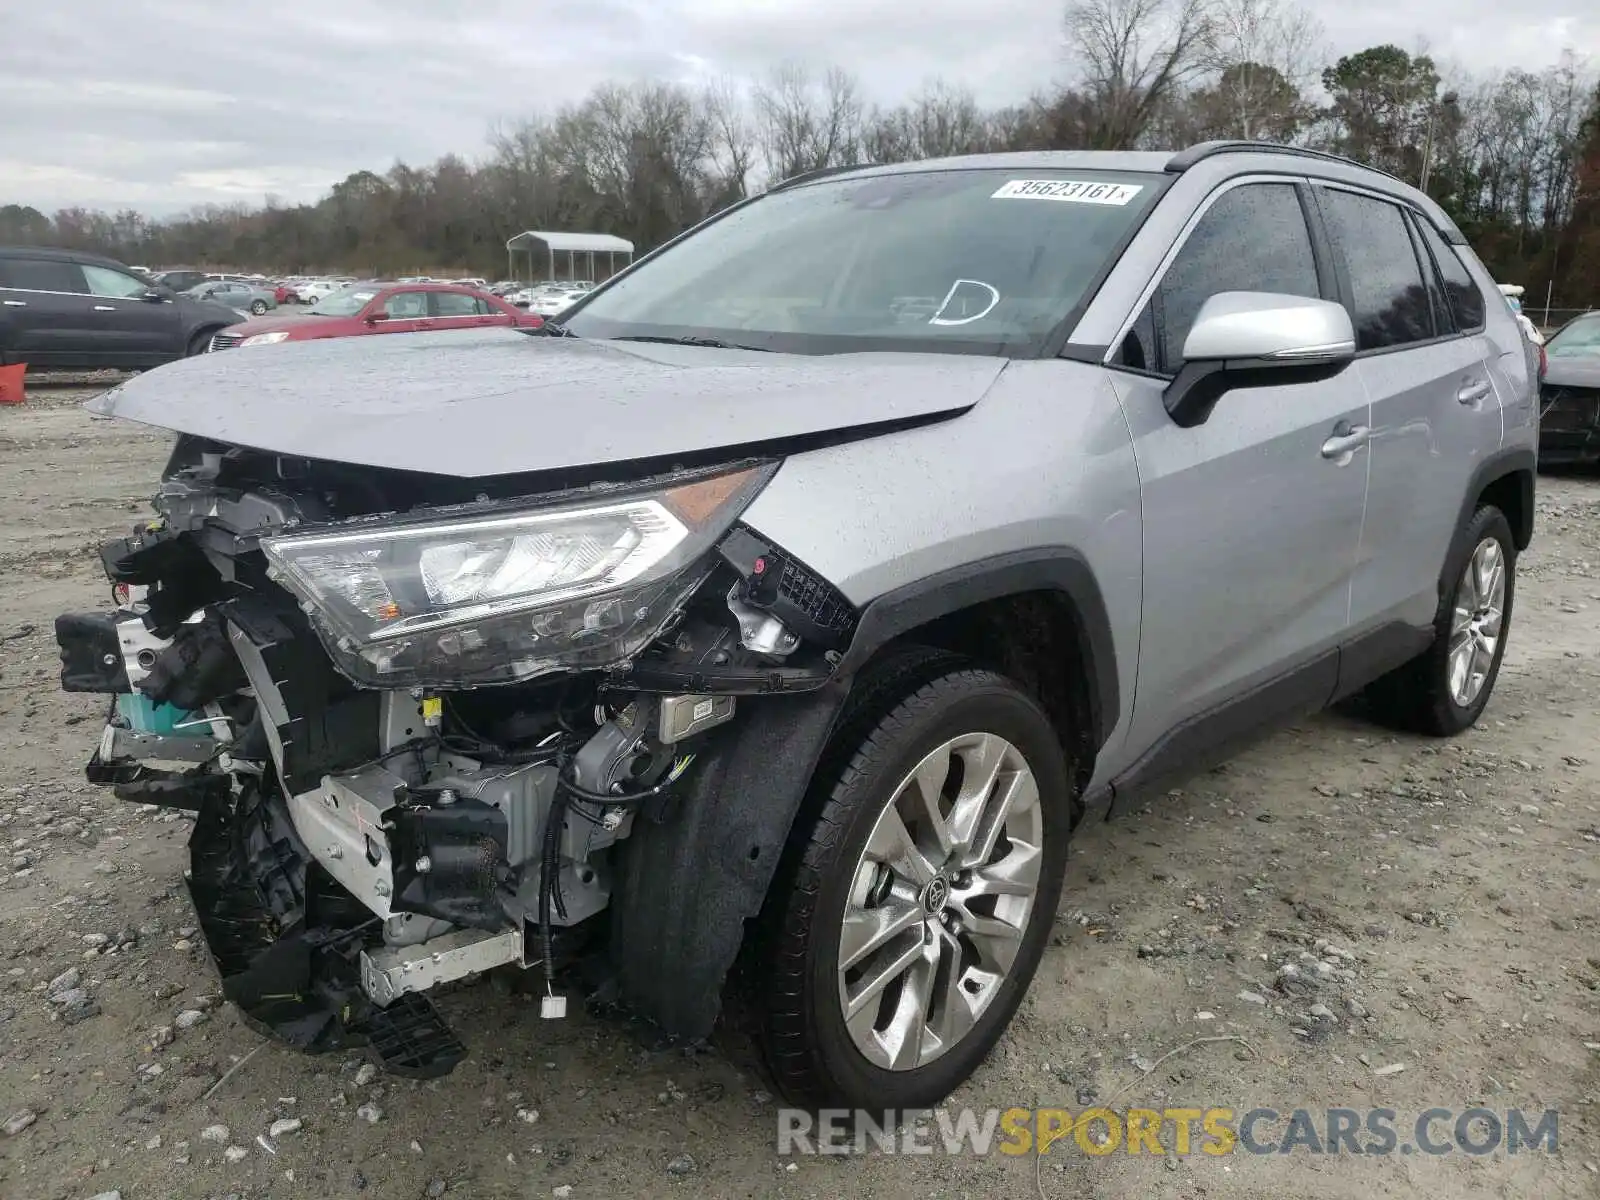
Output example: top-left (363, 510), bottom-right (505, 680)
top-left (207, 283), bottom-right (542, 350)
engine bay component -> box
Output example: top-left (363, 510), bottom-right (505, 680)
top-left (54, 612), bottom-right (131, 693)
top-left (360, 927), bottom-right (524, 1006)
top-left (52, 447), bottom-right (866, 1079)
top-left (726, 582), bottom-right (800, 656)
top-left (657, 693), bottom-right (736, 744)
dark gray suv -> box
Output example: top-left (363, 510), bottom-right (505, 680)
top-left (0, 246), bottom-right (242, 369)
top-left (55, 142), bottom-right (1535, 1111)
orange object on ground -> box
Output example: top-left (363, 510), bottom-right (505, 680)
top-left (0, 363), bottom-right (25, 405)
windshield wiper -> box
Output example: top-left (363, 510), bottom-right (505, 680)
top-left (611, 334), bottom-right (769, 352)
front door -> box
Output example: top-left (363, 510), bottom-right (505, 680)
top-left (1104, 179), bottom-right (1371, 776)
top-left (80, 263), bottom-right (183, 366)
top-left (371, 289), bottom-right (433, 334)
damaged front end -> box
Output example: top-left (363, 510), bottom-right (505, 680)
top-left (56, 436), bottom-right (856, 1076)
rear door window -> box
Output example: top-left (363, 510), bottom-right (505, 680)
top-left (1317, 188), bottom-right (1436, 351)
top-left (0, 259), bottom-right (88, 293)
top-left (432, 292), bottom-right (488, 317)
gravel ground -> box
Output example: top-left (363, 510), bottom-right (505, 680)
top-left (0, 383), bottom-right (1597, 1199)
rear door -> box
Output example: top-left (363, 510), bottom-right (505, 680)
top-left (0, 257), bottom-right (101, 367)
top-left (1311, 185), bottom-right (1502, 662)
top-left (429, 290), bottom-right (504, 329)
top-left (1106, 178), bottom-right (1371, 765)
top-left (80, 264), bottom-right (184, 365)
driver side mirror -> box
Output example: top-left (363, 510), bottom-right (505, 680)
top-left (364, 311), bottom-right (388, 325)
top-left (1164, 292), bottom-right (1356, 428)
top-left (141, 287), bottom-right (170, 302)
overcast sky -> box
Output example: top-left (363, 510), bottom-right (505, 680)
top-left (1, 0), bottom-right (1593, 215)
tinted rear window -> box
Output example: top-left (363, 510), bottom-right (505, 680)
top-left (0, 258), bottom-right (86, 293)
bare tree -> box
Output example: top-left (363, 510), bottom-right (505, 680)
top-left (1198, 0), bottom-right (1324, 139)
top-left (703, 76), bottom-right (756, 203)
top-left (1063, 0), bottom-right (1216, 148)
top-left (751, 63), bottom-right (864, 181)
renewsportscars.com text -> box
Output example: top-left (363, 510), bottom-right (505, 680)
top-left (778, 1106), bottom-right (1559, 1157)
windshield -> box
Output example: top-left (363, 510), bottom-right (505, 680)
top-left (309, 287), bottom-right (378, 316)
top-left (1546, 314), bottom-right (1600, 358)
top-left (562, 168), bottom-right (1164, 355)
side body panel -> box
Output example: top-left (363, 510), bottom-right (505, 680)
top-left (740, 359), bottom-right (1144, 784)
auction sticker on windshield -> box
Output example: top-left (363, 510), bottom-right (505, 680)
top-left (991, 179), bottom-right (1143, 205)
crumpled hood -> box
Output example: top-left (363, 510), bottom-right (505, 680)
top-left (88, 327), bottom-right (1005, 478)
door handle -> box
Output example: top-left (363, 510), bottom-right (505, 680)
top-left (2, 300), bottom-right (25, 307)
top-left (1320, 423), bottom-right (1371, 462)
top-left (1457, 379), bottom-right (1491, 405)
top-left (92, 304), bottom-right (116, 312)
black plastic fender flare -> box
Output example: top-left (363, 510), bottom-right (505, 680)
top-left (834, 547), bottom-right (1120, 753)
top-left (1456, 446), bottom-right (1535, 559)
top-left (609, 547), bottom-right (1119, 1040)
top-left (609, 680), bottom-right (850, 1039)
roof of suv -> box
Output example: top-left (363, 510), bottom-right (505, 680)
top-left (0, 245), bottom-right (133, 269)
top-left (769, 141), bottom-right (1467, 245)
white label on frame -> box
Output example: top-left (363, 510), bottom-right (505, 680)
top-left (991, 179), bottom-right (1143, 206)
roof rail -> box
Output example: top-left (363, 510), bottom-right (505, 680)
top-left (1164, 141), bottom-right (1404, 184)
top-left (766, 162), bottom-right (871, 192)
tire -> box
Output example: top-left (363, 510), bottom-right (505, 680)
top-left (185, 329), bottom-right (217, 357)
top-left (249, 300), bottom-right (268, 315)
top-left (1363, 504), bottom-right (1516, 736)
top-left (758, 664), bottom-right (1074, 1111)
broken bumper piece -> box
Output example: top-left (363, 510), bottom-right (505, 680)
top-left (186, 779), bottom-right (468, 1078)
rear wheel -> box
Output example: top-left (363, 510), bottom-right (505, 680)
top-left (1364, 505), bottom-right (1515, 735)
top-left (758, 665), bottom-right (1073, 1110)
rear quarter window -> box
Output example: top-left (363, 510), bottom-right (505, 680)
top-left (0, 258), bottom-right (86, 293)
top-left (1413, 218), bottom-right (1486, 332)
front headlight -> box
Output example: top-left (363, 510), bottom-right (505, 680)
top-left (261, 463), bottom-right (774, 688)
top-left (241, 331), bottom-right (291, 346)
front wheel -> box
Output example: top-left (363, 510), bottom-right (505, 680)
top-left (758, 666), bottom-right (1073, 1111)
top-left (249, 300), bottom-right (268, 315)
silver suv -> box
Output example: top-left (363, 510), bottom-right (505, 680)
top-left (56, 142), bottom-right (1535, 1111)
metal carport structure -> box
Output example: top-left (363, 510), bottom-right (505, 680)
top-left (505, 231), bottom-right (635, 285)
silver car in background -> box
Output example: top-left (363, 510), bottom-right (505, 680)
top-left (183, 279), bottom-right (277, 316)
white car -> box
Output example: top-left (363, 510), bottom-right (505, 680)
top-left (526, 288), bottom-right (590, 318)
top-left (297, 279), bottom-right (350, 305)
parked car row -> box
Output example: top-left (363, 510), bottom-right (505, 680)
top-left (507, 280), bottom-right (593, 315)
top-left (0, 247), bottom-right (551, 367)
top-left (207, 281), bottom-right (542, 349)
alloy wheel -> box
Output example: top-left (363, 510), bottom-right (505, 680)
top-left (1447, 536), bottom-right (1506, 707)
top-left (836, 732), bottom-right (1043, 1071)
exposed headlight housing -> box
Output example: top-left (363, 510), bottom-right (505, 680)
top-left (240, 331), bottom-right (292, 346)
top-left (261, 463), bottom-right (774, 688)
